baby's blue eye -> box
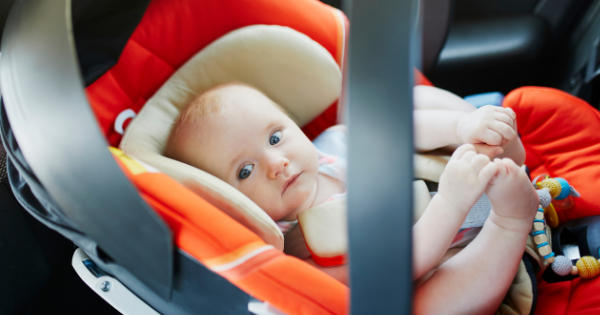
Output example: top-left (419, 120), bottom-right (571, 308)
top-left (239, 164), bottom-right (254, 180)
top-left (270, 131), bottom-right (282, 145)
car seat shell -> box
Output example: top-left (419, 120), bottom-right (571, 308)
top-left (0, 0), bottom-right (351, 314)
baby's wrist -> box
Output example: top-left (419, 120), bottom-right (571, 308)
top-left (454, 114), bottom-right (467, 144)
top-left (488, 211), bottom-right (532, 235)
top-left (433, 193), bottom-right (470, 216)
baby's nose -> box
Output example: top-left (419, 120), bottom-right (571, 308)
top-left (267, 156), bottom-right (289, 179)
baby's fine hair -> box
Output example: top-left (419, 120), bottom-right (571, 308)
top-left (164, 82), bottom-right (287, 160)
top-left (164, 82), bottom-right (236, 159)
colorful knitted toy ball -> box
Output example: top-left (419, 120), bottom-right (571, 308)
top-left (551, 255), bottom-right (573, 276)
top-left (537, 189), bottom-right (552, 208)
top-left (540, 178), bottom-right (562, 198)
top-left (575, 256), bottom-right (600, 279)
top-left (554, 178), bottom-right (571, 200)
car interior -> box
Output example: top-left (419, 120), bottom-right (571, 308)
top-left (2, 0), bottom-right (600, 314)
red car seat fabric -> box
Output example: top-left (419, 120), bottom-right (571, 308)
top-left (536, 278), bottom-right (600, 315)
top-left (85, 0), bottom-right (347, 146)
top-left (111, 150), bottom-right (349, 315)
top-left (415, 69), bottom-right (434, 87)
top-left (503, 87), bottom-right (600, 223)
top-left (504, 87), bottom-right (600, 315)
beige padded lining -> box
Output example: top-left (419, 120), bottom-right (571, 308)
top-left (414, 154), bottom-right (450, 183)
top-left (298, 180), bottom-right (433, 260)
top-left (120, 25), bottom-right (342, 251)
top-left (298, 196), bottom-right (347, 258)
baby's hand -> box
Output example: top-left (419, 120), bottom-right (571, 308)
top-left (456, 106), bottom-right (517, 148)
top-left (486, 158), bottom-right (539, 233)
top-left (438, 144), bottom-right (498, 213)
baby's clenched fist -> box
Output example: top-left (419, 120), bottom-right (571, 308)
top-left (456, 106), bottom-right (517, 147)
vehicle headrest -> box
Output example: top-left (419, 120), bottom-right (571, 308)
top-left (120, 25), bottom-right (342, 249)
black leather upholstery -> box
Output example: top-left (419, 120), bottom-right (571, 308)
top-left (436, 15), bottom-right (548, 71)
top-left (421, 0), bottom-right (454, 74)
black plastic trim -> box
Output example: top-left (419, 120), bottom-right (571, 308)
top-left (421, 0), bottom-right (454, 74)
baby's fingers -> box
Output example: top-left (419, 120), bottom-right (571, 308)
top-left (494, 106), bottom-right (517, 121)
top-left (494, 112), bottom-right (515, 128)
top-left (504, 107), bottom-right (517, 121)
top-left (451, 144), bottom-right (476, 160)
top-left (472, 143), bottom-right (503, 158)
top-left (501, 158), bottom-right (520, 174)
top-left (494, 158), bottom-right (508, 177)
top-left (462, 150), bottom-right (477, 163)
top-left (470, 154), bottom-right (491, 172)
top-left (481, 129), bottom-right (503, 146)
top-left (477, 161), bottom-right (498, 185)
top-left (490, 121), bottom-right (517, 141)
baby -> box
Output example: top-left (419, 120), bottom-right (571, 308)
top-left (165, 82), bottom-right (539, 314)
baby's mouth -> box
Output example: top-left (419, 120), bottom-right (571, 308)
top-left (282, 172), bottom-right (302, 195)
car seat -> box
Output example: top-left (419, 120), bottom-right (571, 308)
top-left (11, 0), bottom-right (600, 314)
top-left (0, 0), bottom-right (353, 314)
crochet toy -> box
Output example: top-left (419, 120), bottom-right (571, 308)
top-left (530, 176), bottom-right (597, 279)
top-left (533, 175), bottom-right (581, 228)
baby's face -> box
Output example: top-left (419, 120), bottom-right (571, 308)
top-left (177, 85), bottom-right (319, 221)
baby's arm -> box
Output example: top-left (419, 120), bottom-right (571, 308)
top-left (414, 85), bottom-right (476, 112)
top-left (413, 144), bottom-right (497, 279)
top-left (414, 106), bottom-right (525, 164)
top-left (413, 109), bottom-right (468, 152)
top-left (414, 85), bottom-right (525, 165)
top-left (414, 215), bottom-right (530, 314)
top-left (415, 106), bottom-right (517, 154)
top-left (414, 159), bottom-right (538, 314)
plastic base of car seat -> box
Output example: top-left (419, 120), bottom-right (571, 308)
top-left (72, 248), bottom-right (161, 315)
top-left (73, 249), bottom-right (286, 315)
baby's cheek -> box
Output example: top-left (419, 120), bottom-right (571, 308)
top-left (252, 191), bottom-right (287, 219)
top-left (292, 179), bottom-right (314, 205)
top-left (240, 185), bottom-right (269, 207)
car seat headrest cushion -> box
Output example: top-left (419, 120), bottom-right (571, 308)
top-left (120, 25), bottom-right (342, 250)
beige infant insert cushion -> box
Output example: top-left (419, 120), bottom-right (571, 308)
top-left (120, 25), bottom-right (342, 251)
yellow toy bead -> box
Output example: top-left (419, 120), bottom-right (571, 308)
top-left (540, 179), bottom-right (562, 198)
top-left (544, 203), bottom-right (560, 228)
top-left (576, 256), bottom-right (600, 279)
